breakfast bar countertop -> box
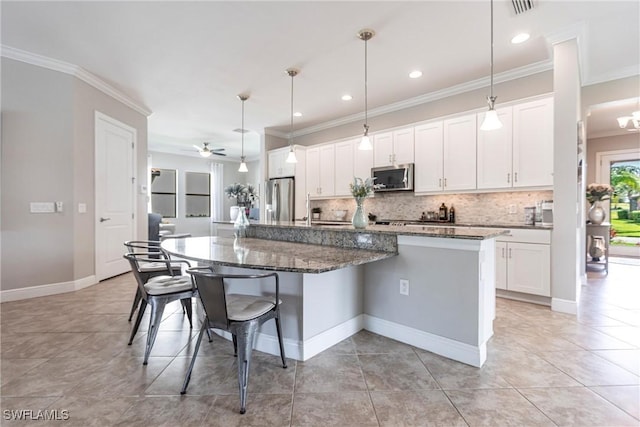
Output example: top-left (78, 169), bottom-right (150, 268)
top-left (161, 235), bottom-right (396, 274)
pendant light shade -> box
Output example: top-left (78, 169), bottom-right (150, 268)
top-left (358, 29), bottom-right (375, 150)
top-left (480, 0), bottom-right (503, 131)
top-left (238, 94), bottom-right (249, 172)
top-left (285, 68), bottom-right (299, 163)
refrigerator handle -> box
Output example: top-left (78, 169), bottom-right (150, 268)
top-left (273, 182), bottom-right (280, 220)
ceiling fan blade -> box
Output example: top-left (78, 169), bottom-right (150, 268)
top-left (210, 148), bottom-right (226, 152)
top-left (192, 144), bottom-right (203, 151)
top-left (212, 152), bottom-right (227, 156)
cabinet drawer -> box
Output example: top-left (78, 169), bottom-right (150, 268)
top-left (496, 228), bottom-right (551, 244)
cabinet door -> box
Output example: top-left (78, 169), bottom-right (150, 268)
top-left (268, 149), bottom-right (284, 178)
top-left (477, 107), bottom-right (513, 189)
top-left (319, 144), bottom-right (336, 197)
top-left (373, 132), bottom-right (394, 167)
top-left (306, 147), bottom-right (321, 197)
top-left (354, 138), bottom-right (374, 182)
top-left (495, 241), bottom-right (507, 290)
top-left (393, 127), bottom-right (415, 165)
top-left (414, 122), bottom-right (444, 192)
top-left (334, 140), bottom-right (355, 196)
top-left (513, 97), bottom-right (554, 187)
top-left (281, 151), bottom-right (296, 177)
top-left (443, 114), bottom-right (477, 191)
top-left (507, 242), bottom-right (551, 296)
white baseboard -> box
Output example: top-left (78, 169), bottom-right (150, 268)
top-left (551, 297), bottom-right (578, 315)
top-left (364, 315), bottom-right (486, 368)
top-left (0, 275), bottom-right (97, 303)
top-left (213, 315), bottom-right (364, 362)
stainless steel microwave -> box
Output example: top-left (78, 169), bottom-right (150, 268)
top-left (371, 164), bottom-right (414, 192)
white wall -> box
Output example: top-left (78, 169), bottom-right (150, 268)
top-left (1, 58), bottom-right (148, 291)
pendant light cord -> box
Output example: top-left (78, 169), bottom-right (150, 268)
top-left (489, 0), bottom-right (494, 99)
top-left (364, 35), bottom-right (368, 128)
top-left (290, 73), bottom-right (294, 143)
top-left (241, 98), bottom-right (245, 158)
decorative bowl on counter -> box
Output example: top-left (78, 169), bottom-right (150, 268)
top-left (333, 210), bottom-right (347, 220)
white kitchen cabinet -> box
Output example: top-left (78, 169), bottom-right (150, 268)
top-left (354, 138), bottom-right (374, 181)
top-left (512, 97), bottom-right (554, 187)
top-left (443, 114), bottom-right (477, 191)
top-left (414, 121), bottom-right (444, 192)
top-left (334, 140), bottom-right (355, 196)
top-left (268, 146), bottom-right (302, 178)
top-left (306, 144), bottom-right (335, 198)
top-left (495, 229), bottom-right (551, 297)
top-left (477, 97), bottom-right (553, 190)
top-left (477, 107), bottom-right (513, 189)
top-left (373, 128), bottom-right (414, 167)
top-left (414, 116), bottom-right (476, 193)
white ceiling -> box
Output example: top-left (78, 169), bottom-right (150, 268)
top-left (2, 1), bottom-right (639, 160)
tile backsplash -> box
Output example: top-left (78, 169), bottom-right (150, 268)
top-left (311, 190), bottom-right (553, 225)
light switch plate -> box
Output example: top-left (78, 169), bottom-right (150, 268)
top-left (78, 203), bottom-right (87, 213)
top-left (30, 202), bottom-right (55, 213)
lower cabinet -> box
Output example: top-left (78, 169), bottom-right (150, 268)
top-left (495, 229), bottom-right (551, 297)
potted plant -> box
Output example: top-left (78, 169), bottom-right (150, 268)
top-left (311, 207), bottom-right (322, 220)
top-left (224, 183), bottom-right (246, 221)
top-left (349, 177), bottom-right (381, 229)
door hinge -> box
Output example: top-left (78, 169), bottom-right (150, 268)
top-left (132, 213), bottom-right (134, 219)
top-left (131, 177), bottom-right (135, 183)
top-left (131, 142), bottom-right (134, 149)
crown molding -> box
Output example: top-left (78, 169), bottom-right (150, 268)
top-left (1, 45), bottom-right (152, 117)
top-left (289, 59), bottom-right (553, 138)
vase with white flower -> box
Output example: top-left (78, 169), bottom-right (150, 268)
top-left (224, 183), bottom-right (246, 221)
top-left (349, 177), bottom-right (380, 229)
top-left (586, 183), bottom-right (613, 225)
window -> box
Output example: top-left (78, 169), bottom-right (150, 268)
top-left (150, 168), bottom-right (176, 218)
top-left (185, 172), bottom-right (211, 218)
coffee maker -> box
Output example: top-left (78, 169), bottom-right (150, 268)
top-left (541, 200), bottom-right (553, 226)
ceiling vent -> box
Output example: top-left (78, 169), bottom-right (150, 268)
top-left (512, 0), bottom-right (534, 15)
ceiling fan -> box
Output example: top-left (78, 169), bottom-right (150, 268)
top-left (191, 142), bottom-right (226, 158)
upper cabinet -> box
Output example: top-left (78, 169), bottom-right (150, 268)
top-left (443, 114), bottom-right (477, 191)
top-left (306, 144), bottom-right (335, 198)
top-left (373, 127), bottom-right (414, 167)
top-left (477, 107), bottom-right (513, 189)
top-left (477, 97), bottom-right (553, 189)
top-left (268, 146), bottom-right (304, 178)
top-left (414, 114), bottom-right (476, 193)
top-left (334, 139), bottom-right (355, 196)
top-left (512, 97), bottom-right (554, 187)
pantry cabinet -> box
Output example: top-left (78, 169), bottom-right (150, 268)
top-left (495, 229), bottom-right (551, 297)
top-left (306, 144), bottom-right (335, 198)
top-left (373, 128), bottom-right (414, 167)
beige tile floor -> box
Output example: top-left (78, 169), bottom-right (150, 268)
top-left (1, 260), bottom-right (639, 426)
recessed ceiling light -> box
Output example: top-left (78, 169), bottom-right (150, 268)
top-left (409, 70), bottom-right (423, 79)
top-left (511, 33), bottom-right (530, 44)
top-left (293, 112), bottom-right (302, 117)
top-left (341, 94), bottom-right (353, 101)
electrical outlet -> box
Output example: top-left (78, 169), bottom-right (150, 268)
top-left (399, 279), bottom-right (409, 296)
top-left (508, 204), bottom-right (517, 214)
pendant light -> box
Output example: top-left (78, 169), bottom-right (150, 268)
top-left (285, 68), bottom-right (299, 163)
top-left (358, 29), bottom-right (375, 150)
top-left (480, 0), bottom-right (503, 131)
top-left (238, 94), bottom-right (249, 173)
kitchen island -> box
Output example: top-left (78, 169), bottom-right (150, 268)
top-left (165, 223), bottom-right (505, 367)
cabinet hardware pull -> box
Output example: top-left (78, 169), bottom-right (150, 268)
top-left (507, 173), bottom-right (510, 183)
top-left (439, 178), bottom-right (442, 188)
top-left (501, 247), bottom-right (505, 258)
top-left (509, 248), bottom-right (512, 258)
top-left (514, 172), bottom-right (518, 182)
top-left (444, 178), bottom-right (447, 187)
top-left (100, 217), bottom-right (111, 222)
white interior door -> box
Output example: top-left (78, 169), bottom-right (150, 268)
top-left (95, 112), bottom-right (136, 281)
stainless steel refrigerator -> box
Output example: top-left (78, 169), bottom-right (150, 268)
top-left (266, 177), bottom-right (294, 221)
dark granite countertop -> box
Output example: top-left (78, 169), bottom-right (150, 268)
top-left (161, 236), bottom-right (396, 274)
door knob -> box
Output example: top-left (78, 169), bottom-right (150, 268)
top-left (99, 217), bottom-right (111, 222)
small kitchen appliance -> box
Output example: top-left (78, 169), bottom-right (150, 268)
top-left (541, 200), bottom-right (553, 226)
